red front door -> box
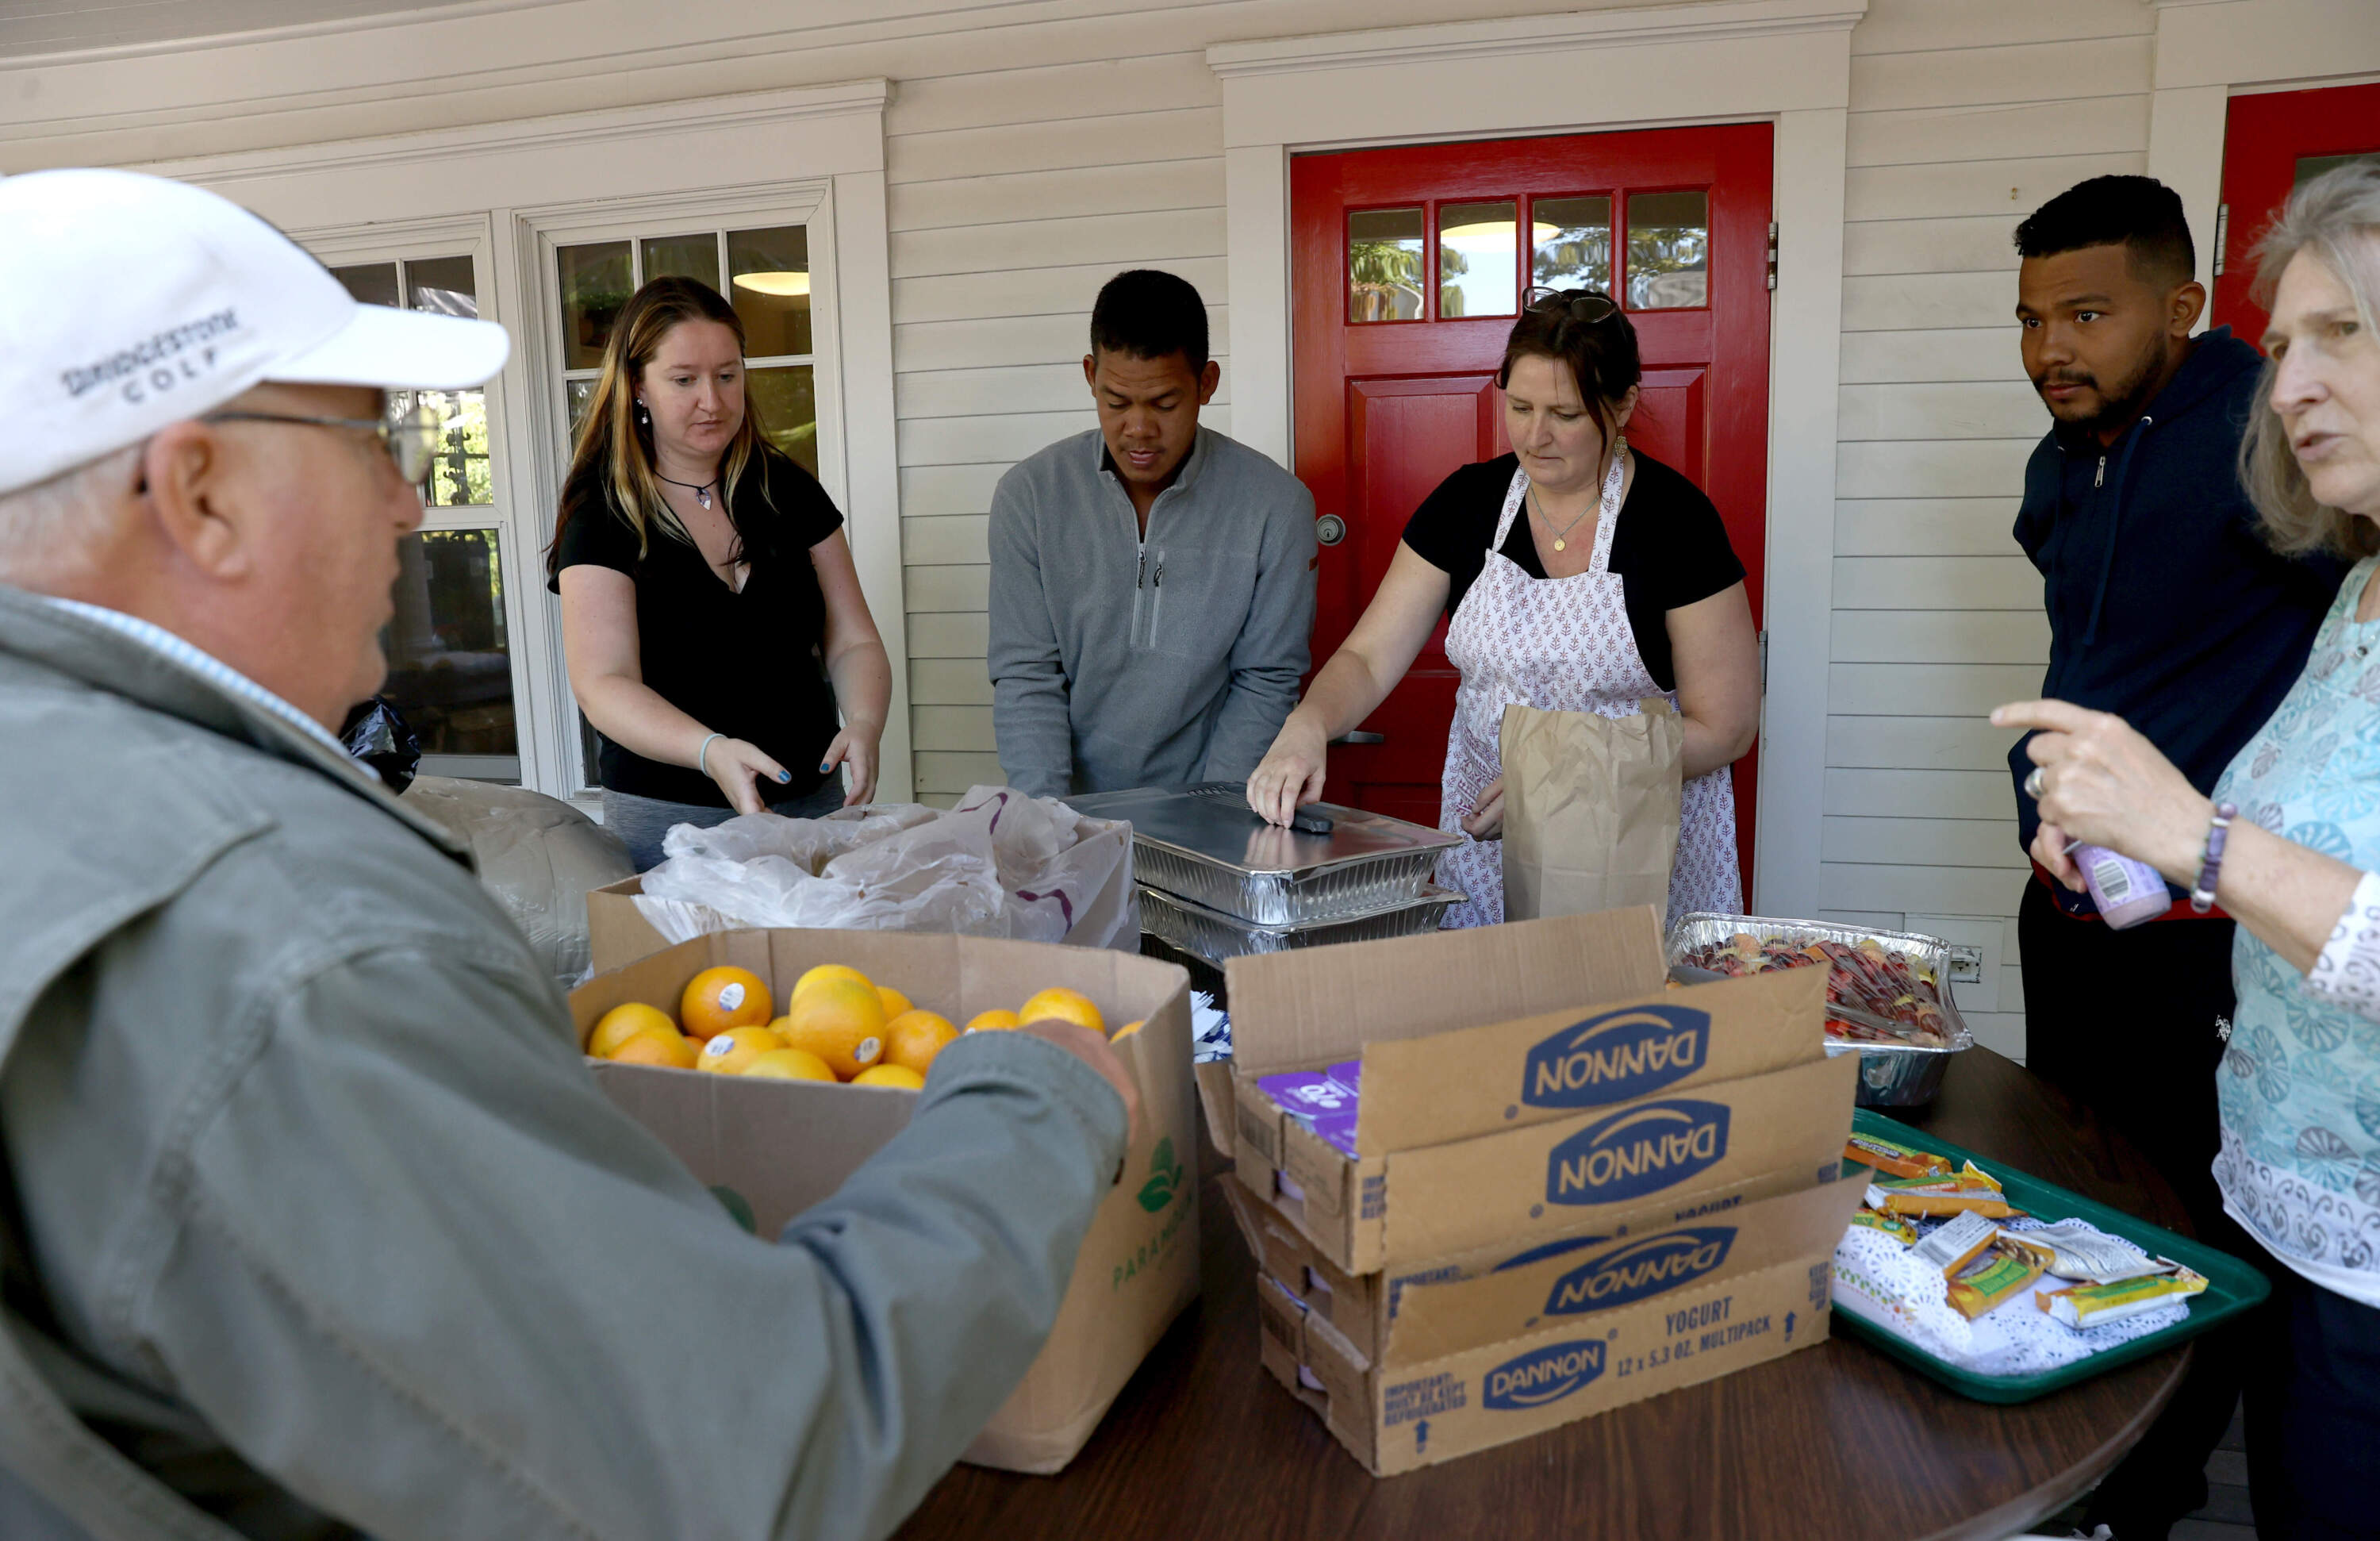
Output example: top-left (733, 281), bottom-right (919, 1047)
top-left (2214, 83), bottom-right (2380, 345)
top-left (1291, 125), bottom-right (1773, 886)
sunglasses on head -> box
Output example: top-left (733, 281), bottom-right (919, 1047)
top-left (1524, 287), bottom-right (1619, 325)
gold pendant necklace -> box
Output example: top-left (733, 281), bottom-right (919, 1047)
top-left (1528, 447), bottom-right (1626, 553)
top-left (1527, 484), bottom-right (1592, 552)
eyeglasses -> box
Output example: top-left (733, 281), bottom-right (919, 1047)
top-left (202, 404), bottom-right (443, 486)
top-left (1525, 286), bottom-right (1620, 325)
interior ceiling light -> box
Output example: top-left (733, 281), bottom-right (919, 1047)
top-left (733, 271), bottom-right (811, 297)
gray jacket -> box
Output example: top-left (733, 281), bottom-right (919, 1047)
top-left (988, 427), bottom-right (1316, 797)
top-left (0, 585), bottom-right (1127, 1541)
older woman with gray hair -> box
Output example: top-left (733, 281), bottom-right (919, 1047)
top-left (1998, 163), bottom-right (2380, 1539)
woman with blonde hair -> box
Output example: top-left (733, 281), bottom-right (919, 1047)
top-left (547, 276), bottom-right (891, 870)
top-left (1997, 162), bottom-right (2380, 1538)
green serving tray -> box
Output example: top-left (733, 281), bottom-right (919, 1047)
top-left (1829, 1109), bottom-right (2271, 1404)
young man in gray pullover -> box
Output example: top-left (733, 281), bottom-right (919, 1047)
top-left (988, 269), bottom-right (1316, 797)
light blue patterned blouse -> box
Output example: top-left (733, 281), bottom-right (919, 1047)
top-left (2213, 554), bottom-right (2380, 1306)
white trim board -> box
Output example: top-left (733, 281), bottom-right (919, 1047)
top-left (137, 82), bottom-right (913, 802)
top-left (1207, 0), bottom-right (1864, 918)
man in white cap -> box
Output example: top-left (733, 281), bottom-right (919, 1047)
top-left (0, 170), bottom-right (1138, 1540)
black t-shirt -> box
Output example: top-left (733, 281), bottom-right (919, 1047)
top-left (550, 450), bottom-right (845, 808)
top-left (1400, 452), bottom-right (1745, 691)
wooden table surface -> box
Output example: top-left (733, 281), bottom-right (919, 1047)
top-left (896, 1047), bottom-right (2194, 1541)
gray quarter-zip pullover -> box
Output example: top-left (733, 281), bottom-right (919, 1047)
top-left (988, 426), bottom-right (1316, 797)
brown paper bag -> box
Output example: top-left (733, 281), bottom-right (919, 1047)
top-left (1498, 698), bottom-right (1684, 920)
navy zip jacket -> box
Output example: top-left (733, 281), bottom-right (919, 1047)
top-left (2010, 326), bottom-right (2342, 893)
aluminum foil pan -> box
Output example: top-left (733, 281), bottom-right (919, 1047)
top-left (1065, 786), bottom-right (1459, 925)
top-left (1665, 913), bottom-right (1975, 1109)
top-left (1138, 882), bottom-right (1464, 965)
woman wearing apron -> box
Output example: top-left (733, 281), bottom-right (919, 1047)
top-left (1247, 290), bottom-right (1761, 928)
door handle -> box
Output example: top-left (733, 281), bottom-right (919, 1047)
top-left (1331, 730), bottom-right (1385, 745)
top-left (1315, 514), bottom-right (1347, 546)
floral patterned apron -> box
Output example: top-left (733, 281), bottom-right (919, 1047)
top-left (1436, 462), bottom-right (1742, 930)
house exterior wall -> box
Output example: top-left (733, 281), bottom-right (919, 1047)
top-left (5, 0), bottom-right (2367, 1059)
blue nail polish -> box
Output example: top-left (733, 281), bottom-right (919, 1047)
top-left (818, 763), bottom-right (831, 772)
top-left (777, 770), bottom-right (791, 782)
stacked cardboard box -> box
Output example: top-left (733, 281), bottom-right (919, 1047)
top-left (1199, 907), bottom-right (1862, 1474)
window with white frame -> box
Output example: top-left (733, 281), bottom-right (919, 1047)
top-left (541, 213), bottom-right (831, 792)
top-left (328, 252), bottom-right (524, 786)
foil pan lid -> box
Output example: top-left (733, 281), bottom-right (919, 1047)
top-left (1064, 783), bottom-right (1461, 877)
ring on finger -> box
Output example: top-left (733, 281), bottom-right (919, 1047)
top-left (2023, 767), bottom-right (2046, 801)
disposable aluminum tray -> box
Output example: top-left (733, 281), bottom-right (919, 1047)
top-left (1666, 912), bottom-right (1975, 1109)
top-left (1065, 786), bottom-right (1461, 925)
top-left (1138, 882), bottom-right (1464, 965)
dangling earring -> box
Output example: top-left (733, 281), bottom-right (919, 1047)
top-left (636, 401), bottom-right (651, 427)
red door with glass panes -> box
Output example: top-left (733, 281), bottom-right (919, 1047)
top-left (1292, 125), bottom-right (1773, 888)
top-left (2214, 83), bottom-right (2380, 345)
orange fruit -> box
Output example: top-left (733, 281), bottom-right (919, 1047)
top-left (775, 979), bottom-right (886, 1080)
top-left (884, 1010), bottom-right (958, 1075)
top-left (876, 984), bottom-right (912, 1019)
top-left (792, 964), bottom-right (873, 1005)
top-left (1019, 987), bottom-right (1104, 1036)
top-left (608, 1029), bottom-right (698, 1069)
top-left (681, 966), bottom-right (771, 1041)
top-left (851, 1064), bottom-right (927, 1091)
top-left (965, 1009), bottom-right (1021, 1034)
top-left (1110, 1019), bottom-right (1146, 1043)
top-left (743, 1047), bottom-right (838, 1082)
top-left (589, 1001), bottom-right (678, 1058)
top-left (697, 1024), bottom-right (785, 1075)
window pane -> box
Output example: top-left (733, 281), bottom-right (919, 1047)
top-left (383, 528), bottom-right (517, 778)
top-left (1348, 207), bottom-right (1424, 323)
top-left (1533, 196), bottom-right (1613, 296)
top-left (557, 241), bottom-right (632, 371)
top-left (1626, 190), bottom-right (1709, 309)
top-left (2296, 151), bottom-right (2380, 186)
top-left (641, 232), bottom-right (720, 292)
top-left (330, 262), bottom-right (400, 309)
top-left (405, 255), bottom-right (478, 319)
top-left (564, 379), bottom-right (597, 439)
top-left (747, 364), bottom-right (818, 477)
top-left (416, 389), bottom-right (493, 508)
top-left (1438, 200), bottom-right (1517, 319)
top-left (728, 225), bottom-right (813, 358)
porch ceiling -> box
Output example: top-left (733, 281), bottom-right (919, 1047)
top-left (0, 0), bottom-right (561, 61)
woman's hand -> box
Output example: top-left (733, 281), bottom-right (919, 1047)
top-left (1461, 775), bottom-right (1506, 840)
top-left (1248, 711), bottom-right (1330, 826)
top-left (2029, 820), bottom-right (2084, 891)
top-left (1991, 700), bottom-right (2212, 885)
top-left (702, 736), bottom-right (791, 817)
top-left (822, 719), bottom-right (881, 807)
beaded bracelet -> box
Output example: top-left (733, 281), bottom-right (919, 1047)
top-left (2190, 801), bottom-right (2237, 914)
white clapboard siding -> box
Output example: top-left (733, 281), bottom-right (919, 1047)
top-left (1825, 715), bottom-right (2025, 772)
top-left (1830, 609), bottom-right (2047, 665)
top-left (900, 463), bottom-right (1011, 520)
top-left (915, 751), bottom-right (1004, 796)
top-left (912, 705), bottom-right (996, 751)
top-left (1840, 329), bottom-right (2019, 384)
top-left (909, 659), bottom-right (994, 706)
top-left (1822, 817), bottom-right (2026, 870)
top-left (890, 52), bottom-right (1223, 137)
top-left (903, 565), bottom-right (989, 613)
top-left (1834, 0), bottom-right (2159, 1059)
top-left (1843, 215), bottom-right (2025, 279)
top-left (903, 515), bottom-right (989, 567)
top-left (887, 159), bottom-right (1230, 235)
top-left (1838, 382), bottom-right (2045, 442)
top-left (907, 612), bottom-right (988, 659)
top-left (886, 109), bottom-right (1222, 185)
top-left (892, 206), bottom-right (1225, 280)
top-left (893, 256), bottom-right (1228, 327)
top-left (1836, 498), bottom-right (2024, 556)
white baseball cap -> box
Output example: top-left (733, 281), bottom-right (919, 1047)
top-left (0, 167), bottom-right (512, 498)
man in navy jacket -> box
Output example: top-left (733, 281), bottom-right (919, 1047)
top-left (2008, 175), bottom-right (2340, 1539)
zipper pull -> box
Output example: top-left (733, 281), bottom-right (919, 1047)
top-left (2094, 454), bottom-right (2106, 489)
top-left (1137, 548), bottom-right (1146, 588)
top-left (1154, 558), bottom-right (1163, 588)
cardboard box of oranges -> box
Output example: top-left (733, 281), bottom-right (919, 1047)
top-left (568, 927), bottom-right (1199, 1476)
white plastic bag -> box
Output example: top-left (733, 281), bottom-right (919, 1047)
top-left (633, 786), bottom-right (1137, 951)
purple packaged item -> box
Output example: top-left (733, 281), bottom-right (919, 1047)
top-left (2074, 842), bottom-right (2170, 929)
top-left (1308, 1109), bottom-right (1361, 1159)
top-left (1257, 1069), bottom-right (1353, 1115)
top-left (1327, 1059), bottom-right (1363, 1095)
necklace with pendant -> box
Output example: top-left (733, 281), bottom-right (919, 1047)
top-left (656, 471), bottom-right (718, 510)
top-left (1527, 450), bottom-right (1626, 553)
